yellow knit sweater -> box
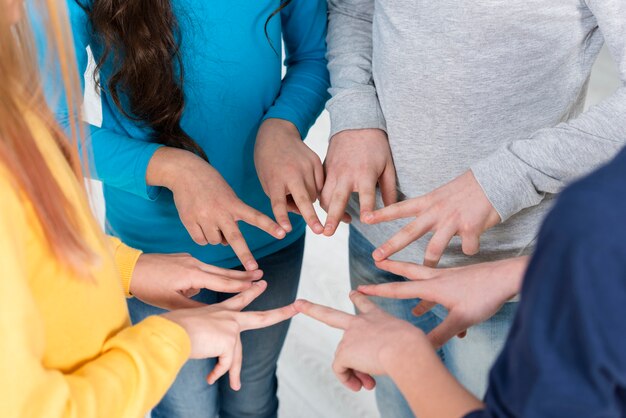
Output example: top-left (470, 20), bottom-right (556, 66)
top-left (0, 113), bottom-right (190, 417)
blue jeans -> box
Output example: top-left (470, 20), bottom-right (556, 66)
top-left (349, 227), bottom-right (517, 418)
top-left (128, 236), bottom-right (305, 418)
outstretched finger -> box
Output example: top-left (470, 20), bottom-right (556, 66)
top-left (236, 304), bottom-right (298, 331)
top-left (362, 197), bottom-right (418, 225)
top-left (357, 281), bottom-right (437, 302)
top-left (219, 281), bottom-right (267, 311)
top-left (349, 291), bottom-right (378, 314)
top-left (190, 273), bottom-right (255, 294)
top-left (238, 205), bottom-right (286, 241)
top-left (197, 264), bottom-right (263, 281)
top-left (372, 218), bottom-right (432, 261)
top-left (220, 221), bottom-right (258, 271)
top-left (229, 338), bottom-right (243, 391)
top-left (289, 181), bottom-right (324, 234)
top-left (294, 299), bottom-right (354, 330)
top-left (324, 182), bottom-right (352, 236)
top-left (374, 259), bottom-right (437, 281)
top-left (269, 187), bottom-right (292, 233)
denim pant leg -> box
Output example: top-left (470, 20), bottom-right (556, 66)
top-left (128, 291), bottom-right (220, 418)
top-left (349, 227), bottom-right (443, 418)
top-left (217, 236), bottom-right (305, 418)
top-left (433, 302), bottom-right (517, 398)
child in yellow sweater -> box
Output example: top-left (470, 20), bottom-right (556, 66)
top-left (0, 2), bottom-right (297, 417)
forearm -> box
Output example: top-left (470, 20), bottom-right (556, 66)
top-left (145, 146), bottom-right (206, 190)
top-left (382, 341), bottom-right (483, 418)
top-left (491, 256), bottom-right (529, 300)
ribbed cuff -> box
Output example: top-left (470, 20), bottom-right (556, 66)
top-left (470, 147), bottom-right (544, 222)
top-left (327, 90), bottom-right (387, 138)
top-left (133, 142), bottom-right (165, 201)
top-left (114, 242), bottom-right (143, 297)
top-left (140, 316), bottom-right (192, 360)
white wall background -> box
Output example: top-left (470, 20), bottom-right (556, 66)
top-left (86, 47), bottom-right (620, 418)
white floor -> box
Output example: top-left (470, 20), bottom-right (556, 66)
top-left (87, 47), bottom-right (620, 418)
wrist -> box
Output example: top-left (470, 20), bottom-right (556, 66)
top-left (492, 256), bottom-right (529, 297)
top-left (146, 147), bottom-right (203, 190)
top-left (260, 118), bottom-right (301, 139)
top-left (379, 330), bottom-right (429, 374)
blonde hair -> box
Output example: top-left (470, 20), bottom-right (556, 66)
top-left (0, 0), bottom-right (96, 272)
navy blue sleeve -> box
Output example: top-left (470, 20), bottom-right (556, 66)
top-left (467, 162), bottom-right (626, 417)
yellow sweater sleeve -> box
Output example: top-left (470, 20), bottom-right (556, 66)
top-left (0, 182), bottom-right (191, 418)
top-left (107, 236), bottom-right (142, 297)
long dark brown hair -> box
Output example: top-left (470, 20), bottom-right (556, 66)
top-left (79, 0), bottom-right (292, 161)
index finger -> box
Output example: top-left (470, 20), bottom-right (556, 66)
top-left (220, 220), bottom-right (258, 271)
top-left (323, 182), bottom-right (352, 237)
top-left (218, 280), bottom-right (267, 311)
top-left (294, 299), bottom-right (354, 330)
top-left (374, 259), bottom-right (437, 280)
top-left (362, 198), bottom-right (421, 225)
top-left (289, 181), bottom-right (324, 234)
top-left (237, 205), bottom-right (287, 240)
top-left (372, 217), bottom-right (433, 261)
top-left (236, 304), bottom-right (298, 331)
top-left (357, 281), bottom-right (437, 301)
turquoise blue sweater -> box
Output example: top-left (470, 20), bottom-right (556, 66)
top-left (63, 0), bottom-right (329, 267)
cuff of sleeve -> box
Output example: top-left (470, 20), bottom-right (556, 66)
top-left (463, 410), bottom-right (486, 418)
top-left (327, 90), bottom-right (387, 138)
top-left (114, 243), bottom-right (143, 297)
top-left (139, 316), bottom-right (192, 361)
top-left (470, 147), bottom-right (544, 222)
top-left (134, 143), bottom-right (165, 201)
top-left (263, 107), bottom-right (310, 140)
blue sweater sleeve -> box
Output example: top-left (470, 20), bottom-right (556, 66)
top-left (57, 2), bottom-right (163, 200)
top-left (263, 0), bottom-right (331, 139)
top-left (467, 177), bottom-right (626, 417)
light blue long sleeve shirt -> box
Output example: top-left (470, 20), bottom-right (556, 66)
top-left (62, 0), bottom-right (329, 266)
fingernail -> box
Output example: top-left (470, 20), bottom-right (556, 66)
top-left (253, 280), bottom-right (267, 287)
top-left (281, 223), bottom-right (292, 233)
top-left (362, 212), bottom-right (373, 222)
top-left (246, 261), bottom-right (258, 271)
top-left (253, 270), bottom-right (264, 279)
top-left (372, 249), bottom-right (384, 260)
top-left (313, 222), bottom-right (324, 234)
top-left (324, 224), bottom-right (334, 235)
top-left (276, 228), bottom-right (286, 238)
